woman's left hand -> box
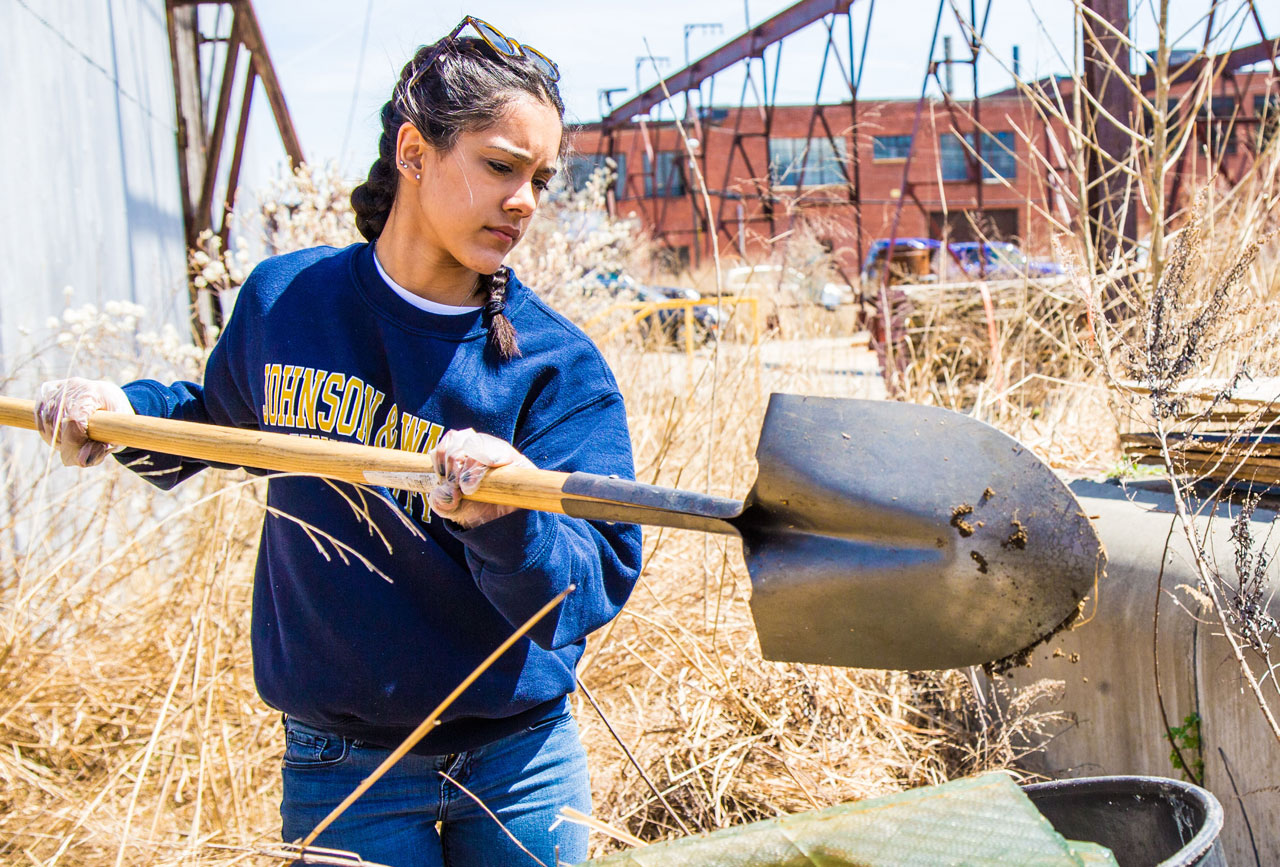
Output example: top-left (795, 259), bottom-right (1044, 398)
top-left (428, 428), bottom-right (535, 528)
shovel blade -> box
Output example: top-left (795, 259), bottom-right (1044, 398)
top-left (740, 395), bottom-right (1102, 670)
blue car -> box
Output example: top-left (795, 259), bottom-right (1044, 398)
top-left (860, 238), bottom-right (942, 286)
top-left (947, 241), bottom-right (1064, 280)
top-left (861, 238), bottom-right (1063, 286)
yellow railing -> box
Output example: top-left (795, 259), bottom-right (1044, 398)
top-left (584, 295), bottom-right (761, 363)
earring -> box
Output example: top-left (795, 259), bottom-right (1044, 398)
top-left (398, 160), bottom-right (408, 168)
top-left (415, 173), bottom-right (420, 180)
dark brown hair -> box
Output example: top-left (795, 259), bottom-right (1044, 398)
top-left (351, 36), bottom-right (566, 361)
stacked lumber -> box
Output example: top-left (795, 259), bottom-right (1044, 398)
top-left (1121, 385), bottom-right (1280, 486)
top-left (1123, 431), bottom-right (1280, 485)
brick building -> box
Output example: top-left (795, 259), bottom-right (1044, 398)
top-left (571, 63), bottom-right (1279, 276)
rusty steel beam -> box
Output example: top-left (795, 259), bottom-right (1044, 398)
top-left (165, 1), bottom-right (207, 343)
top-left (165, 0), bottom-right (304, 342)
top-left (196, 12), bottom-right (242, 239)
top-left (603, 0), bottom-right (854, 127)
top-left (166, 2), bottom-right (206, 248)
top-left (220, 67), bottom-right (257, 251)
top-left (1138, 37), bottom-right (1280, 91)
top-left (236, 0), bottom-right (304, 167)
top-left (850, 7), bottom-right (867, 271)
top-left (1081, 0), bottom-right (1136, 264)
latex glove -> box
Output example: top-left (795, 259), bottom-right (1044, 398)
top-left (428, 428), bottom-right (534, 529)
top-left (34, 377), bottom-right (134, 467)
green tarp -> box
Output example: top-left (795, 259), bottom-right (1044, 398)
top-left (581, 772), bottom-right (1116, 866)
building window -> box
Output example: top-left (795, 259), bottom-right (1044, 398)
top-left (939, 130), bottom-right (1017, 181)
top-left (644, 151), bottom-right (686, 198)
top-left (1200, 96), bottom-right (1238, 156)
top-left (1143, 98), bottom-right (1187, 139)
top-left (1257, 94), bottom-right (1279, 151)
top-left (658, 245), bottom-right (691, 272)
top-left (768, 137), bottom-right (848, 187)
top-left (1200, 95), bottom-right (1237, 117)
top-left (565, 153), bottom-right (626, 197)
top-left (929, 208), bottom-right (1019, 243)
top-left (872, 135), bottom-right (913, 160)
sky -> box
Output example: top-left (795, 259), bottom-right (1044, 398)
top-left (235, 0), bottom-right (1273, 189)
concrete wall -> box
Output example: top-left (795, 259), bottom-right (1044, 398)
top-left (1008, 479), bottom-right (1280, 865)
top-left (0, 0), bottom-right (188, 377)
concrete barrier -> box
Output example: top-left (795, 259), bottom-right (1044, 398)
top-left (1005, 479), bottom-right (1280, 865)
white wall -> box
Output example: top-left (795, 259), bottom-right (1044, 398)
top-left (0, 0), bottom-right (188, 376)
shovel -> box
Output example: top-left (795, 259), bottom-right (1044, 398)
top-left (0, 393), bottom-right (1102, 670)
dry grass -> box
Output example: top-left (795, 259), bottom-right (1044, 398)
top-left (0, 460), bottom-right (277, 864)
top-left (0, 347), bottom-right (1069, 865)
top-left (10, 22), bottom-right (1280, 866)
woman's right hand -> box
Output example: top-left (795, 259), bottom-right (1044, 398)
top-left (34, 378), bottom-right (134, 467)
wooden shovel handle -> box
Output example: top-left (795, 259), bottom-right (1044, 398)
top-left (0, 396), bottom-right (745, 533)
top-left (0, 396), bottom-right (572, 514)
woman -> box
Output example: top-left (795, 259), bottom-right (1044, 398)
top-left (36, 19), bottom-right (641, 867)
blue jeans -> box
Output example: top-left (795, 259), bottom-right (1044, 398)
top-left (280, 703), bottom-right (591, 867)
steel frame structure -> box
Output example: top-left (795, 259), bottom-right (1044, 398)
top-left (1164, 28), bottom-right (1280, 212)
top-left (593, 0), bottom-right (1277, 277)
top-left (598, 0), bottom-right (865, 272)
top-left (166, 0), bottom-right (303, 339)
top-left (593, 0), bottom-right (1038, 277)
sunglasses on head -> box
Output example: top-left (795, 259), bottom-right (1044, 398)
top-left (414, 16), bottom-right (560, 85)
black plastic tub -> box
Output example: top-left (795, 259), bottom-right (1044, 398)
top-left (1023, 776), bottom-right (1226, 866)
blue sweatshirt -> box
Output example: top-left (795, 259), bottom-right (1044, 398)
top-left (117, 242), bottom-right (642, 753)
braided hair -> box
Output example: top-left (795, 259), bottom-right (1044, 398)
top-left (351, 36), bottom-right (566, 361)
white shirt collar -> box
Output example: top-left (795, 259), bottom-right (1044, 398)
top-left (372, 245), bottom-right (483, 315)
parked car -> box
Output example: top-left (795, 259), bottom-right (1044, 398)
top-left (593, 272), bottom-right (721, 344)
top-left (817, 281), bottom-right (855, 310)
top-left (630, 283), bottom-right (722, 344)
top-left (861, 238), bottom-right (1064, 286)
top-left (945, 241), bottom-right (1064, 280)
top-left (860, 238), bottom-right (942, 286)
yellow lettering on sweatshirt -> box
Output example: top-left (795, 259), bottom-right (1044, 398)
top-left (423, 422), bottom-right (445, 454)
top-left (262, 364), bottom-right (283, 426)
top-left (336, 376), bottom-right (364, 437)
top-left (356, 385), bottom-right (384, 445)
top-left (316, 372), bottom-right (345, 432)
top-left (295, 367), bottom-right (324, 431)
top-left (278, 366), bottom-right (300, 428)
top-left (373, 404), bottom-right (399, 450)
top-left (400, 414), bottom-right (429, 453)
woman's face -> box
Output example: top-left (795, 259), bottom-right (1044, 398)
top-left (409, 96), bottom-right (562, 276)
